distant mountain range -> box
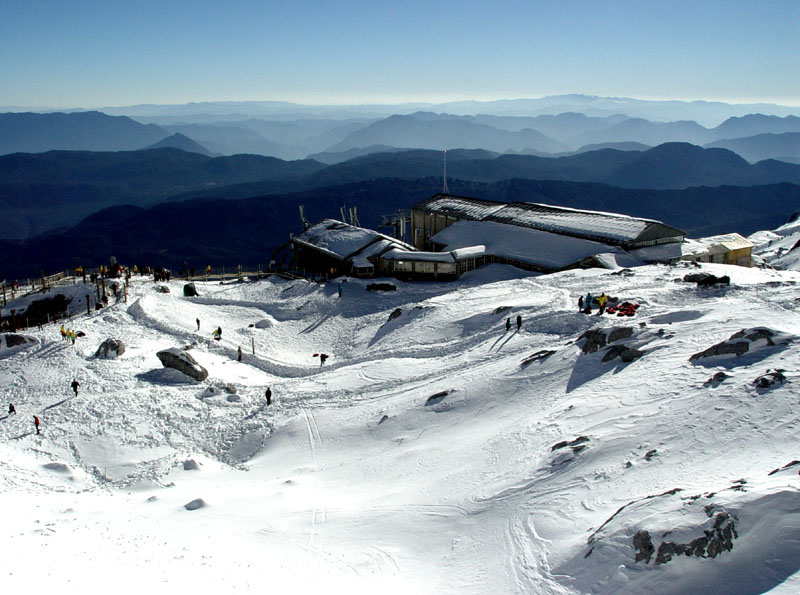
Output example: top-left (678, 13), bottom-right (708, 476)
top-left (0, 111), bottom-right (168, 153)
top-left (3, 109), bottom-right (800, 164)
top-left (20, 94), bottom-right (796, 127)
top-left (0, 148), bottom-right (324, 238)
top-left (2, 176), bottom-right (798, 279)
top-left (3, 142), bottom-right (800, 241)
top-left (144, 133), bottom-right (214, 156)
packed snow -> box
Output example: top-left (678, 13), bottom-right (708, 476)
top-left (2, 259), bottom-right (800, 593)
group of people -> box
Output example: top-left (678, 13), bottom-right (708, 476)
top-left (6, 403), bottom-right (40, 435)
top-left (578, 292), bottom-right (609, 315)
top-left (505, 315), bottom-right (523, 332)
top-left (59, 325), bottom-right (78, 344)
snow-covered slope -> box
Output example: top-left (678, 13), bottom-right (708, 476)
top-left (2, 263), bottom-right (800, 593)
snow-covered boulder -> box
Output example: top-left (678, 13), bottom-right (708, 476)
top-left (156, 348), bottom-right (208, 381)
top-left (0, 333), bottom-right (36, 355)
top-left (577, 327), bottom-right (634, 354)
top-left (94, 338), bottom-right (126, 359)
top-left (690, 327), bottom-right (792, 362)
top-left (183, 283), bottom-right (199, 297)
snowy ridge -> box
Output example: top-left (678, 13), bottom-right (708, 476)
top-left (2, 261), bottom-right (800, 593)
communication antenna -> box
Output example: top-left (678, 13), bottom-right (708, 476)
top-left (340, 206), bottom-right (347, 222)
top-left (299, 205), bottom-right (310, 230)
top-left (350, 206), bottom-right (360, 227)
top-left (443, 150), bottom-right (449, 194)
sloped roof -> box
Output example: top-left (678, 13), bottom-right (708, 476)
top-left (431, 220), bottom-right (626, 271)
top-left (293, 219), bottom-right (411, 261)
top-left (691, 233), bottom-right (755, 252)
top-left (381, 245), bottom-right (486, 263)
top-left (413, 194), bottom-right (684, 246)
top-left (487, 202), bottom-right (656, 243)
top-left (411, 194), bottom-right (507, 221)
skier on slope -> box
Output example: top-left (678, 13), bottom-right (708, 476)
top-left (71, 379), bottom-right (80, 396)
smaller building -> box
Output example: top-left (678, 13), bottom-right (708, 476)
top-left (679, 233), bottom-right (755, 267)
top-left (292, 219), bottom-right (413, 278)
top-left (378, 246), bottom-right (486, 280)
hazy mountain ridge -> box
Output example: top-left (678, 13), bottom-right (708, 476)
top-left (0, 111), bottom-right (169, 154)
top-left (4, 142), bottom-right (800, 241)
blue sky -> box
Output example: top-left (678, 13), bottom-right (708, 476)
top-left (2, 0), bottom-right (798, 108)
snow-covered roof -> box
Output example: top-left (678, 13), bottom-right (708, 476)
top-left (411, 194), bottom-right (507, 220)
top-left (412, 194), bottom-right (685, 246)
top-left (382, 249), bottom-right (456, 263)
top-left (487, 202), bottom-right (655, 244)
top-left (350, 239), bottom-right (398, 269)
top-left (293, 219), bottom-right (411, 261)
top-left (431, 220), bottom-right (626, 270)
top-left (689, 233), bottom-right (755, 253)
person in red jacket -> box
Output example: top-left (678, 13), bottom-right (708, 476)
top-left (33, 415), bottom-right (40, 435)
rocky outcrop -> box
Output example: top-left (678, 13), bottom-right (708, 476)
top-left (683, 273), bottom-right (730, 286)
top-left (577, 327), bottom-right (634, 354)
top-left (2, 334), bottom-right (36, 349)
top-left (753, 369), bottom-right (786, 389)
top-left (183, 283), bottom-right (199, 297)
top-left (690, 327), bottom-right (790, 362)
top-left (94, 338), bottom-right (126, 359)
top-left (652, 512), bottom-right (738, 565)
top-left (601, 344), bottom-right (645, 363)
top-left (156, 348), bottom-right (208, 381)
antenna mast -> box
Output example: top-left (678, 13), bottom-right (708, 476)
top-left (443, 150), bottom-right (449, 194)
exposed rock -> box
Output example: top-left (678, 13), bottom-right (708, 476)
top-left (690, 327), bottom-right (789, 362)
top-left (633, 530), bottom-right (655, 563)
top-left (601, 344), bottom-right (645, 363)
top-left (156, 348), bottom-right (208, 381)
top-left (644, 449), bottom-right (658, 461)
top-left (156, 285), bottom-right (170, 293)
top-left (577, 327), bottom-right (634, 354)
top-left (425, 390), bottom-right (449, 406)
top-left (388, 308), bottom-right (402, 322)
top-left (183, 283), bottom-right (199, 297)
top-left (184, 498), bottom-right (206, 511)
top-left (94, 338), bottom-right (126, 359)
top-left (753, 369), bottom-right (786, 389)
top-left (552, 436), bottom-right (589, 451)
top-left (494, 305), bottom-right (512, 314)
top-left (2, 334), bottom-right (36, 349)
top-left (223, 383), bottom-right (237, 394)
top-left (254, 319), bottom-right (273, 329)
top-left (226, 394), bottom-right (241, 403)
top-left (768, 460), bottom-right (800, 476)
top-left (651, 512), bottom-right (737, 565)
top-left (521, 350), bottom-right (555, 367)
top-left (704, 371), bottom-right (729, 386)
top-left (683, 273), bottom-right (730, 286)
top-left (183, 459), bottom-right (200, 471)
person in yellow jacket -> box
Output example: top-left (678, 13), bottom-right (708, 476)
top-left (597, 293), bottom-right (608, 314)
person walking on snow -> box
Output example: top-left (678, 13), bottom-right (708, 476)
top-left (196, 318), bottom-right (200, 331)
top-left (265, 386), bottom-right (272, 406)
top-left (237, 346), bottom-right (242, 362)
top-left (516, 315), bottom-right (522, 330)
top-left (71, 379), bottom-right (80, 396)
top-left (8, 403), bottom-right (16, 415)
top-left (578, 295), bottom-right (584, 311)
top-left (33, 415), bottom-right (40, 435)
top-left (506, 317), bottom-right (511, 332)
top-left (320, 353), bottom-right (329, 366)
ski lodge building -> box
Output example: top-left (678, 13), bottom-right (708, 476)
top-left (292, 194), bottom-right (688, 281)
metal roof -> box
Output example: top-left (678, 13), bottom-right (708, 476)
top-left (486, 202), bottom-right (654, 243)
top-left (411, 194), bottom-right (507, 221)
top-left (293, 219), bottom-right (412, 261)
